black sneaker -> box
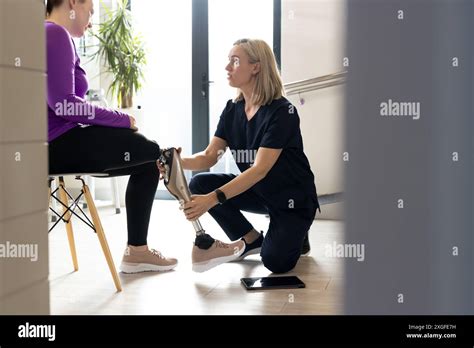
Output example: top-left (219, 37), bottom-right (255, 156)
top-left (236, 232), bottom-right (264, 261)
top-left (301, 233), bottom-right (310, 256)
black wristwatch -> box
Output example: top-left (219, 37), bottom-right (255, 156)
top-left (214, 189), bottom-right (227, 204)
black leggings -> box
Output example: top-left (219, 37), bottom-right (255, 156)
top-left (49, 125), bottom-right (161, 246)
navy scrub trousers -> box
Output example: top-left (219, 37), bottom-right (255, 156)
top-left (189, 172), bottom-right (317, 274)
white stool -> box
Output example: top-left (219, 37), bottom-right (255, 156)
top-left (48, 174), bottom-right (122, 291)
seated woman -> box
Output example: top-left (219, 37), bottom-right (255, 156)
top-left (178, 39), bottom-right (320, 273)
top-left (45, 0), bottom-right (242, 274)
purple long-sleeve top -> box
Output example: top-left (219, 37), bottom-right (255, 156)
top-left (45, 21), bottom-right (131, 142)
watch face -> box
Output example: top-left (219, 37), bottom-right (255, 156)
top-left (216, 190), bottom-right (226, 203)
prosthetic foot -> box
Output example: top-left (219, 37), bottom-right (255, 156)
top-left (159, 148), bottom-right (245, 272)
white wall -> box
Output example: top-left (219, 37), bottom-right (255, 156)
top-left (281, 0), bottom-right (346, 220)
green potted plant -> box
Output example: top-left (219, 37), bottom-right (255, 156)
top-left (91, 0), bottom-right (146, 108)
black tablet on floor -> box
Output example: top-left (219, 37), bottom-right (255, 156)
top-left (241, 276), bottom-right (306, 290)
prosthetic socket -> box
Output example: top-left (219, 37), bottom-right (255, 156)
top-left (159, 148), bottom-right (215, 250)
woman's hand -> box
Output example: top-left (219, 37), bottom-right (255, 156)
top-left (129, 115), bottom-right (138, 131)
top-left (181, 193), bottom-right (218, 221)
top-left (157, 147), bottom-right (182, 180)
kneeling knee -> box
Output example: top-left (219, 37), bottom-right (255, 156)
top-left (189, 173), bottom-right (206, 194)
top-left (261, 252), bottom-right (297, 274)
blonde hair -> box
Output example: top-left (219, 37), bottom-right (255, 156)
top-left (233, 38), bottom-right (285, 106)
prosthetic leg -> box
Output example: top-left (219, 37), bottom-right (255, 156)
top-left (159, 148), bottom-right (216, 250)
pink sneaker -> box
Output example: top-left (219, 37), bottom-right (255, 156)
top-left (192, 239), bottom-right (245, 273)
top-left (120, 245), bottom-right (178, 273)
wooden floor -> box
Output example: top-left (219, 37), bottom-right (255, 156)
top-left (49, 200), bottom-right (344, 315)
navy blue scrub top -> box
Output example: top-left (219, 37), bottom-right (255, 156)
top-left (214, 97), bottom-right (320, 214)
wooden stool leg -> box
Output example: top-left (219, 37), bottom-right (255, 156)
top-left (58, 177), bottom-right (79, 271)
top-left (82, 183), bottom-right (122, 292)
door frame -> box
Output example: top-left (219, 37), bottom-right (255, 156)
top-left (191, 0), bottom-right (282, 156)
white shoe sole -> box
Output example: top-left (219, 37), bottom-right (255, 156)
top-left (233, 247), bottom-right (262, 261)
top-left (192, 244), bottom-right (245, 273)
top-left (120, 261), bottom-right (177, 274)
top-left (301, 250), bottom-right (311, 257)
